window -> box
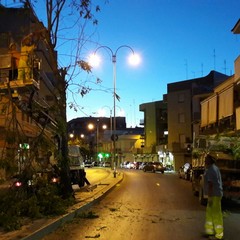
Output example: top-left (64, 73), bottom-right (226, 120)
top-left (178, 113), bottom-right (185, 123)
top-left (178, 93), bottom-right (185, 103)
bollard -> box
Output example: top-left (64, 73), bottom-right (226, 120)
top-left (113, 169), bottom-right (117, 178)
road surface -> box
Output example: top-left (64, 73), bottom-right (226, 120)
top-left (43, 169), bottom-right (240, 240)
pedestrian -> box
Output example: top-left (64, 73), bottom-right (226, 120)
top-left (203, 154), bottom-right (224, 240)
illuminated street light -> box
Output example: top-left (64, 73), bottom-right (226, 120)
top-left (88, 123), bottom-right (94, 131)
top-left (89, 45), bottom-right (140, 177)
top-left (98, 105), bottom-right (124, 136)
top-left (80, 134), bottom-right (85, 139)
top-left (88, 121), bottom-right (107, 161)
top-left (98, 106), bottom-right (113, 139)
top-left (69, 133), bottom-right (74, 139)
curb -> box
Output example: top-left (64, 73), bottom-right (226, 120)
top-left (20, 171), bottom-right (124, 240)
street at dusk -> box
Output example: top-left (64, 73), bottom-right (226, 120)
top-left (1, 2), bottom-right (240, 240)
top-left (43, 169), bottom-right (240, 240)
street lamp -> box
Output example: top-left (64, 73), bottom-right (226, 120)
top-left (88, 121), bottom-right (107, 162)
top-left (98, 105), bottom-right (123, 169)
top-left (98, 105), bottom-right (125, 136)
top-left (98, 106), bottom-right (113, 136)
top-left (69, 133), bottom-right (74, 139)
top-left (89, 45), bottom-right (140, 177)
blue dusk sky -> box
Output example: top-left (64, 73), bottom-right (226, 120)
top-left (5, 0), bottom-right (240, 128)
top-left (66, 0), bottom-right (240, 127)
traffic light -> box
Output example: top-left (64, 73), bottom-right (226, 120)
top-left (19, 143), bottom-right (29, 149)
top-left (97, 152), bottom-right (110, 158)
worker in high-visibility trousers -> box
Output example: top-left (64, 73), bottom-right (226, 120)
top-left (203, 154), bottom-right (224, 240)
top-left (18, 29), bottom-right (47, 81)
top-left (18, 33), bottom-right (36, 81)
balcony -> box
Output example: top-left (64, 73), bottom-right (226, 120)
top-left (0, 53), bottom-right (40, 95)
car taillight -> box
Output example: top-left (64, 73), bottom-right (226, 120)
top-left (14, 181), bottom-right (22, 187)
top-left (51, 177), bottom-right (58, 183)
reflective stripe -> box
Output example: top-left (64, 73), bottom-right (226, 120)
top-left (206, 221), bottom-right (213, 225)
top-left (215, 232), bottom-right (224, 239)
top-left (216, 225), bottom-right (223, 229)
top-left (205, 221), bottom-right (213, 227)
top-left (206, 229), bottom-right (214, 235)
top-left (205, 221), bottom-right (214, 234)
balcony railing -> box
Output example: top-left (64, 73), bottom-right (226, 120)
top-left (0, 53), bottom-right (40, 93)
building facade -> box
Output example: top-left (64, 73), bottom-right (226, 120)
top-left (67, 117), bottom-right (144, 166)
top-left (139, 19), bottom-right (240, 171)
top-left (0, 6), bottom-right (59, 179)
top-left (139, 98), bottom-right (169, 164)
top-left (167, 71), bottom-right (229, 170)
top-left (198, 18), bottom-right (239, 136)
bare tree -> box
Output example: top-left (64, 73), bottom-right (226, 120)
top-left (20, 0), bottom-right (105, 198)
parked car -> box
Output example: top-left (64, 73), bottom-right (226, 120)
top-left (121, 161), bottom-right (129, 168)
top-left (84, 161), bottom-right (94, 168)
top-left (93, 161), bottom-right (100, 166)
top-left (153, 162), bottom-right (166, 173)
top-left (102, 161), bottom-right (111, 167)
top-left (134, 161), bottom-right (142, 169)
top-left (139, 162), bottom-right (147, 170)
top-left (126, 162), bottom-right (135, 169)
top-left (142, 162), bottom-right (165, 173)
top-left (178, 163), bottom-right (192, 180)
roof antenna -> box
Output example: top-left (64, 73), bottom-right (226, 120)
top-left (185, 59), bottom-right (188, 79)
top-left (223, 59), bottom-right (227, 74)
top-left (213, 49), bottom-right (216, 70)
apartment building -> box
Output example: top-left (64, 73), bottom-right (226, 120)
top-left (0, 6), bottom-right (59, 179)
top-left (139, 98), bottom-right (168, 163)
top-left (167, 71), bottom-right (229, 170)
top-left (67, 117), bottom-right (144, 165)
top-left (138, 20), bottom-right (240, 171)
top-left (199, 20), bottom-right (240, 137)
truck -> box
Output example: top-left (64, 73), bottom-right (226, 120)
top-left (191, 136), bottom-right (240, 205)
top-left (68, 145), bottom-right (86, 187)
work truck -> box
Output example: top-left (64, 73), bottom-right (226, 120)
top-left (68, 144), bottom-right (86, 187)
top-left (191, 137), bottom-right (240, 205)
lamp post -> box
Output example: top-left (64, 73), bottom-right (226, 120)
top-left (88, 120), bottom-right (107, 162)
top-left (99, 106), bottom-right (113, 137)
top-left (89, 45), bottom-right (140, 177)
top-left (99, 105), bottom-right (125, 139)
top-left (98, 105), bottom-right (124, 169)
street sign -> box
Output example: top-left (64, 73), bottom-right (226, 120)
top-left (111, 134), bottom-right (118, 141)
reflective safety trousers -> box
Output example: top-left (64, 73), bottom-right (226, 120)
top-left (205, 196), bottom-right (224, 239)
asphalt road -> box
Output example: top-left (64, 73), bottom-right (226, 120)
top-left (42, 169), bottom-right (240, 240)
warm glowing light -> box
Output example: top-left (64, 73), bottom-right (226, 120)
top-left (88, 53), bottom-right (101, 67)
top-left (88, 123), bottom-right (94, 130)
top-left (80, 134), bottom-right (85, 138)
top-left (128, 53), bottom-right (141, 66)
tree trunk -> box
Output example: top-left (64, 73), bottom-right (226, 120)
top-left (59, 132), bottom-right (73, 199)
top-left (58, 70), bottom-right (73, 199)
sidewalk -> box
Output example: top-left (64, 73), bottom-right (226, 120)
top-left (0, 168), bottom-right (123, 240)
